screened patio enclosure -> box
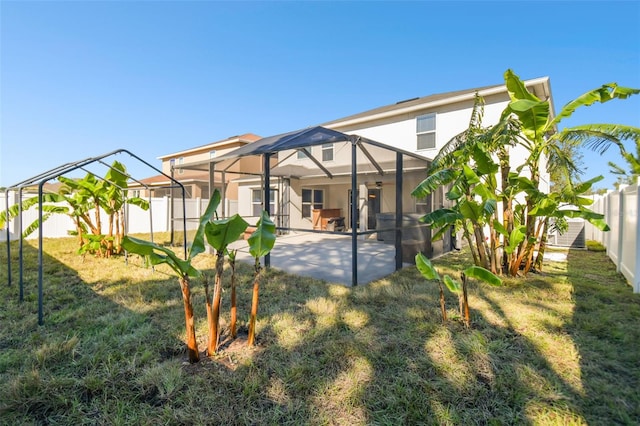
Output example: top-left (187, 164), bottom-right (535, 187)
top-left (209, 126), bottom-right (453, 286)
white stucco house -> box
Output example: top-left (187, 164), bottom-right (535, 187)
top-left (225, 77), bottom-right (552, 255)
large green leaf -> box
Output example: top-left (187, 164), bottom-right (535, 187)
top-left (442, 275), bottom-right (462, 294)
top-left (464, 266), bottom-right (502, 286)
top-left (419, 208), bottom-right (462, 228)
top-left (471, 144), bottom-right (499, 176)
top-left (504, 69), bottom-right (541, 103)
top-left (105, 161), bottom-right (128, 188)
top-left (550, 84), bottom-right (640, 129)
top-left (555, 124), bottom-right (640, 155)
top-left (205, 214), bottom-right (249, 252)
top-left (462, 165), bottom-right (480, 185)
top-left (505, 226), bottom-right (526, 254)
top-left (188, 190), bottom-right (221, 260)
top-left (528, 197), bottom-right (558, 216)
top-left (493, 219), bottom-right (508, 237)
top-left (248, 211), bottom-right (276, 259)
top-left (503, 70), bottom-right (550, 142)
top-left (562, 209), bottom-right (610, 231)
top-left (127, 197), bottom-right (150, 210)
top-left (412, 169), bottom-right (457, 198)
top-left (122, 235), bottom-right (199, 277)
top-left (459, 199), bottom-right (483, 223)
top-left (415, 252), bottom-right (440, 281)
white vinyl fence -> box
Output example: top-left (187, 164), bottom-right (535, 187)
top-left (585, 182), bottom-right (640, 293)
top-left (1, 194), bottom-right (216, 242)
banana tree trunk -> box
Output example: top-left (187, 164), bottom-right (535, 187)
top-left (230, 258), bottom-right (238, 339)
top-left (438, 283), bottom-right (447, 323)
top-left (461, 273), bottom-right (470, 328)
top-left (204, 273), bottom-right (214, 355)
top-left (500, 150), bottom-right (513, 274)
top-left (534, 218), bottom-right (549, 272)
top-left (208, 253), bottom-right (225, 355)
top-left (178, 275), bottom-right (200, 363)
top-left (248, 262), bottom-right (262, 347)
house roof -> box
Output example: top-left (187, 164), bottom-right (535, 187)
top-left (157, 133), bottom-right (262, 160)
top-left (322, 77), bottom-right (551, 129)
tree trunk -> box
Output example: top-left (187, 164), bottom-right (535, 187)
top-left (473, 225), bottom-right (490, 270)
top-left (523, 218), bottom-right (545, 274)
top-left (230, 257), bottom-right (238, 338)
top-left (461, 273), bottom-right (470, 328)
top-left (465, 228), bottom-right (481, 266)
top-left (438, 283), bottom-right (447, 323)
top-left (500, 149), bottom-right (512, 275)
top-left (247, 261), bottom-right (262, 347)
top-left (204, 273), bottom-right (214, 356)
top-left (534, 218), bottom-right (549, 272)
top-left (178, 275), bottom-right (200, 363)
top-left (208, 253), bottom-right (225, 355)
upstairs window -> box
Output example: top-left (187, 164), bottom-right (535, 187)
top-left (297, 149), bottom-right (308, 159)
top-left (209, 150), bottom-right (216, 159)
top-left (178, 157), bottom-right (184, 174)
top-left (416, 113), bottom-right (436, 150)
top-left (322, 144), bottom-right (333, 162)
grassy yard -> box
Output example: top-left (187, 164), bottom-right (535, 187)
top-left (1, 236), bottom-right (639, 425)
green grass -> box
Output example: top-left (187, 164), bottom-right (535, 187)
top-left (1, 236), bottom-right (639, 425)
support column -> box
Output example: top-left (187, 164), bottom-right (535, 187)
top-left (264, 153), bottom-right (271, 268)
top-left (395, 152), bottom-right (403, 270)
top-left (351, 141), bottom-right (358, 286)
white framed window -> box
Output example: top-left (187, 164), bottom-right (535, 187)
top-left (297, 149), bottom-right (308, 160)
top-left (322, 144), bottom-right (333, 162)
top-left (252, 189), bottom-right (276, 217)
top-left (302, 188), bottom-right (323, 219)
top-left (416, 113), bottom-right (436, 150)
top-left (209, 150), bottom-right (216, 159)
top-left (178, 157), bottom-right (184, 174)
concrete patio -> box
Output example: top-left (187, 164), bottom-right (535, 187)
top-left (227, 232), bottom-right (404, 286)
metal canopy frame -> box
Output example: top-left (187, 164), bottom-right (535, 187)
top-left (209, 126), bottom-right (431, 286)
top-left (4, 149), bottom-right (188, 325)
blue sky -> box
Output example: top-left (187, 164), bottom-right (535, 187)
top-left (1, 1), bottom-right (639, 189)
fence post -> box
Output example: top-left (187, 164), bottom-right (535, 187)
top-left (163, 196), bottom-right (170, 233)
top-left (616, 186), bottom-right (626, 273)
top-left (634, 180), bottom-right (640, 293)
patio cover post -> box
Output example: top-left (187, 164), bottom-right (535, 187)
top-left (38, 182), bottom-right (44, 325)
top-left (264, 153), bottom-right (271, 268)
top-left (351, 140), bottom-right (358, 286)
top-left (4, 190), bottom-right (10, 286)
top-left (395, 152), bottom-right (403, 270)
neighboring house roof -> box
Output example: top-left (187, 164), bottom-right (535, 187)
top-left (130, 172), bottom-right (209, 189)
top-left (321, 77), bottom-right (552, 129)
top-left (157, 133), bottom-right (262, 160)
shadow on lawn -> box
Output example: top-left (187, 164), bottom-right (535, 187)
top-left (221, 261), bottom-right (586, 425)
top-left (565, 249), bottom-right (640, 424)
top-left (0, 240), bottom-right (187, 423)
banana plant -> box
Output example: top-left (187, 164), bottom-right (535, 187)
top-left (415, 253), bottom-right (501, 328)
top-left (500, 69), bottom-right (639, 274)
top-left (247, 211), bottom-right (276, 347)
top-left (203, 214), bottom-right (248, 355)
top-left (121, 190), bottom-right (221, 363)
